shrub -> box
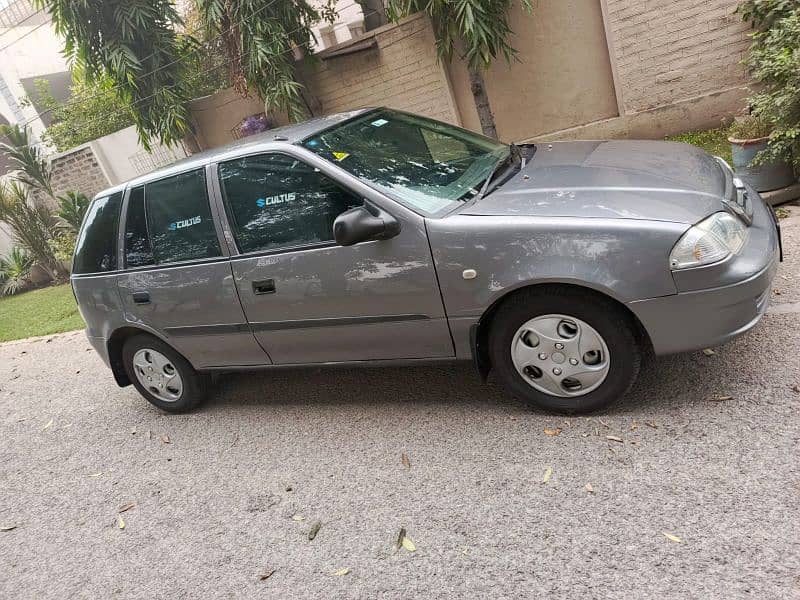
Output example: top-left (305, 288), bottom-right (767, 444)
top-left (728, 114), bottom-right (773, 141)
top-left (738, 0), bottom-right (800, 165)
top-left (49, 231), bottom-right (77, 265)
top-left (56, 191), bottom-right (90, 233)
top-left (0, 180), bottom-right (66, 282)
top-left (0, 247), bottom-right (35, 295)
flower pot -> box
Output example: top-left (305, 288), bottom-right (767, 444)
top-left (728, 136), bottom-right (795, 192)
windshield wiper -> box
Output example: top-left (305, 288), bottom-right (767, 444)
top-left (477, 144), bottom-right (521, 199)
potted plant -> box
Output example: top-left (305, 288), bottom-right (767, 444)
top-left (727, 114), bottom-right (794, 192)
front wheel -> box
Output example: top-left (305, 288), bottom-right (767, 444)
top-left (488, 289), bottom-right (642, 413)
top-left (122, 334), bottom-right (208, 413)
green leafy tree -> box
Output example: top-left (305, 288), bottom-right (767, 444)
top-left (386, 0), bottom-right (532, 139)
top-left (0, 181), bottom-right (65, 282)
top-left (37, 0), bottom-right (195, 150)
top-left (738, 0), bottom-right (800, 165)
top-left (55, 191), bottom-right (90, 233)
top-left (22, 79), bottom-right (135, 152)
top-left (195, 0), bottom-right (336, 121)
top-left (0, 124), bottom-right (53, 197)
top-left (0, 247), bottom-right (35, 296)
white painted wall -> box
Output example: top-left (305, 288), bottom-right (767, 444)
top-left (0, 16), bottom-right (67, 141)
top-left (90, 125), bottom-right (187, 185)
top-left (310, 0), bottom-right (367, 51)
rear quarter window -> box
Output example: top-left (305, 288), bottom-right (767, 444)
top-left (72, 192), bottom-right (123, 274)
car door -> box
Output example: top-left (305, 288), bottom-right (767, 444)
top-left (214, 150), bottom-right (454, 364)
top-left (116, 167), bottom-right (270, 368)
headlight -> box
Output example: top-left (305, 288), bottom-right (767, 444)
top-left (669, 212), bottom-right (748, 269)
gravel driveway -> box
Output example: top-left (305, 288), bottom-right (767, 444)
top-left (2, 208), bottom-right (799, 600)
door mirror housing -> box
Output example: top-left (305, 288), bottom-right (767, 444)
top-left (333, 201), bottom-right (401, 246)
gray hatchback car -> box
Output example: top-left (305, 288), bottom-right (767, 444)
top-left (71, 108), bottom-right (781, 413)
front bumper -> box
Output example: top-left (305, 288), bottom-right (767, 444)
top-left (629, 190), bottom-right (780, 355)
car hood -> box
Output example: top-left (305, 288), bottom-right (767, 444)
top-left (459, 140), bottom-right (728, 224)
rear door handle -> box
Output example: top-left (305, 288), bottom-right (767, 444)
top-left (252, 279), bottom-right (276, 295)
top-left (132, 291), bottom-right (150, 304)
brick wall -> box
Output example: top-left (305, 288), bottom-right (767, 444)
top-left (36, 145), bottom-right (110, 209)
top-left (605, 0), bottom-right (751, 114)
top-left (299, 14), bottom-right (460, 125)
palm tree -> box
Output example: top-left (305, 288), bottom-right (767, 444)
top-left (387, 0), bottom-right (532, 139)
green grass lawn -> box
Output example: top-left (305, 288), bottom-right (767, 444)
top-left (0, 283), bottom-right (84, 343)
top-left (666, 127), bottom-right (732, 164)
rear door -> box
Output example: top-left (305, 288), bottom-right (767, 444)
top-left (116, 167), bottom-right (269, 368)
top-left (215, 150), bottom-right (453, 364)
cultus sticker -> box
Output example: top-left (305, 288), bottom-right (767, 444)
top-left (256, 193), bottom-right (295, 208)
top-left (169, 216), bottom-right (202, 231)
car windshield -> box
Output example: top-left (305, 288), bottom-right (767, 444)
top-left (301, 109), bottom-right (510, 216)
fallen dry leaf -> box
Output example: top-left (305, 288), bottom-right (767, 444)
top-left (291, 514), bottom-right (305, 522)
top-left (711, 395), bottom-right (733, 402)
top-left (332, 568), bottom-right (350, 576)
top-left (401, 536), bottom-right (416, 552)
top-left (791, 384), bottom-right (799, 394)
top-left (585, 483), bottom-right (594, 494)
top-left (544, 426), bottom-right (562, 437)
top-left (644, 421), bottom-right (658, 429)
top-left (598, 418), bottom-right (610, 428)
top-left (259, 569), bottom-right (276, 581)
top-left (161, 435), bottom-right (170, 444)
top-left (396, 527), bottom-right (407, 550)
top-left (401, 453), bottom-right (411, 469)
top-left (42, 419), bottom-right (53, 431)
top-left (88, 472), bottom-right (103, 478)
top-left (606, 435), bottom-right (624, 443)
top-left (628, 421), bottom-right (639, 431)
top-left (542, 467), bottom-right (553, 484)
top-left (308, 521), bottom-right (321, 541)
top-left (662, 531), bottom-right (682, 543)
top-left (117, 515), bottom-right (126, 530)
top-left (0, 525), bottom-right (17, 532)
top-left (118, 502), bottom-right (136, 514)
top-left (702, 348), bottom-right (716, 356)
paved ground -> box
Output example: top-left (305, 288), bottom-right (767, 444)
top-left (1, 207), bottom-right (799, 600)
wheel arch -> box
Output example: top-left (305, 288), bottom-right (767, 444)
top-left (471, 281), bottom-right (653, 380)
top-left (106, 326), bottom-right (175, 387)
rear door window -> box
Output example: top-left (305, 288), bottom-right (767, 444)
top-left (218, 153), bottom-right (360, 254)
top-left (144, 169), bottom-right (221, 264)
top-left (72, 191), bottom-right (123, 274)
top-left (123, 186), bottom-right (154, 268)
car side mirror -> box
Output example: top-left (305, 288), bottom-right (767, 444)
top-left (333, 201), bottom-right (401, 246)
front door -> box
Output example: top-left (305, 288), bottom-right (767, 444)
top-left (215, 152), bottom-right (453, 364)
top-left (116, 169), bottom-right (269, 368)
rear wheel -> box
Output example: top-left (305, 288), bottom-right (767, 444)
top-left (122, 334), bottom-right (207, 413)
top-left (488, 288), bottom-right (641, 413)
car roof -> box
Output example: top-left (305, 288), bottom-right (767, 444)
top-left (94, 107), bottom-right (376, 197)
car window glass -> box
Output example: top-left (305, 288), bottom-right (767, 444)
top-left (218, 154), bottom-right (361, 253)
top-left (124, 186), bottom-right (154, 268)
top-left (144, 169), bottom-right (221, 264)
top-left (72, 191), bottom-right (123, 274)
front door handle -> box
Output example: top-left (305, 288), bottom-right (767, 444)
top-left (252, 279), bottom-right (276, 295)
top-left (132, 291), bottom-right (150, 304)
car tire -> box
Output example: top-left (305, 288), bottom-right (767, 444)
top-left (122, 334), bottom-right (208, 413)
top-left (488, 288), bottom-right (641, 413)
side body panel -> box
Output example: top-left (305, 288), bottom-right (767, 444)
top-left (113, 169), bottom-right (269, 369)
top-left (116, 261), bottom-right (268, 368)
top-left (217, 148), bottom-right (454, 365)
top-left (426, 215), bottom-right (686, 358)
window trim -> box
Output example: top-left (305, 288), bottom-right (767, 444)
top-left (70, 190), bottom-right (125, 277)
top-left (117, 165), bottom-right (231, 271)
top-left (213, 150), bottom-right (369, 257)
